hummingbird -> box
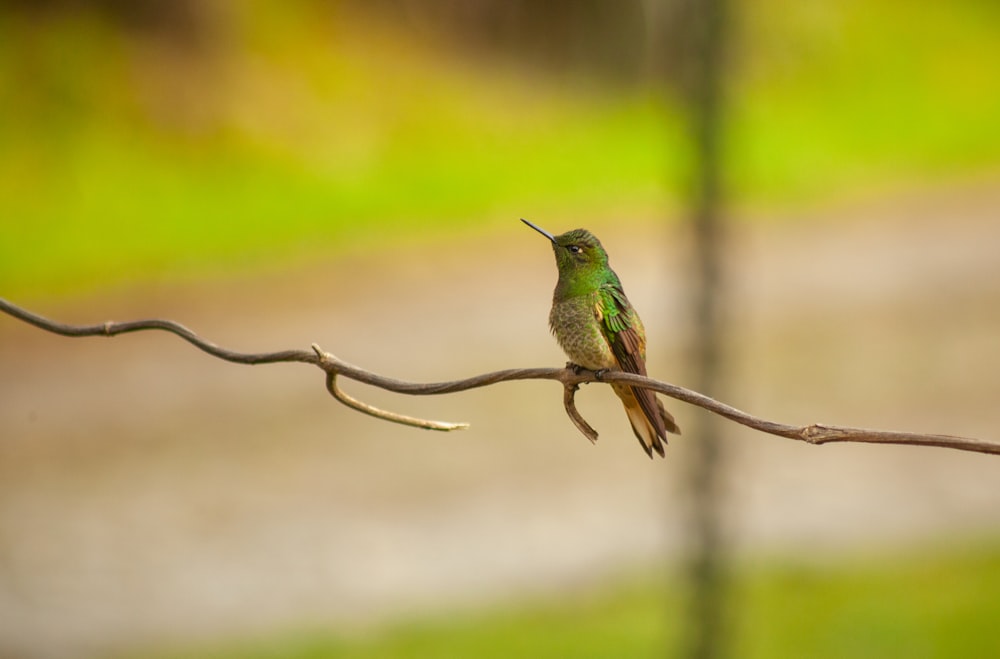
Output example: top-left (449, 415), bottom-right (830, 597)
top-left (522, 219), bottom-right (680, 458)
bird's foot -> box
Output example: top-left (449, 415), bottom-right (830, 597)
top-left (565, 363), bottom-right (610, 381)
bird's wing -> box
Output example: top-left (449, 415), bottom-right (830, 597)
top-left (597, 282), bottom-right (668, 440)
top-left (596, 282), bottom-right (647, 376)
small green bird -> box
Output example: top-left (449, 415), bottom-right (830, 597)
top-left (522, 219), bottom-right (680, 458)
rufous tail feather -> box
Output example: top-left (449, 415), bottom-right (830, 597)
top-left (623, 401), bottom-right (664, 458)
top-left (615, 384), bottom-right (680, 459)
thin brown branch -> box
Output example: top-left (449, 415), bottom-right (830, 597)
top-left (314, 347), bottom-right (468, 431)
top-left (562, 381), bottom-right (599, 443)
top-left (2, 297), bottom-right (998, 456)
top-left (0, 297), bottom-right (316, 366)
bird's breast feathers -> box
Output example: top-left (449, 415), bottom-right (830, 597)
top-left (549, 295), bottom-right (617, 370)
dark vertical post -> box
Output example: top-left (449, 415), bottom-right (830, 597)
top-left (680, 0), bottom-right (730, 657)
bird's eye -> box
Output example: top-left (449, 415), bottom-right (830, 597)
top-left (568, 245), bottom-right (582, 254)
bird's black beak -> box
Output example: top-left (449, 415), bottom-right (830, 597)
top-left (521, 218), bottom-right (556, 243)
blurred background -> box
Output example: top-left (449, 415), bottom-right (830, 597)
top-left (1, 1), bottom-right (999, 657)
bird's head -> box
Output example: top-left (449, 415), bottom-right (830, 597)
top-left (521, 219), bottom-right (609, 280)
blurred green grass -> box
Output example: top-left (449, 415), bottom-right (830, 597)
top-left (137, 539), bottom-right (1000, 659)
top-left (733, 0), bottom-right (1000, 200)
top-left (1, 0), bottom-right (999, 299)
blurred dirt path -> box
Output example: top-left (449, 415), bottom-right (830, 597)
top-left (1, 179), bottom-right (999, 658)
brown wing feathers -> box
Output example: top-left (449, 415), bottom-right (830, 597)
top-left (612, 325), bottom-right (671, 443)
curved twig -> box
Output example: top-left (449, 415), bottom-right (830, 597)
top-left (563, 381), bottom-right (599, 443)
top-left (314, 347), bottom-right (468, 431)
top-left (2, 297), bottom-right (998, 456)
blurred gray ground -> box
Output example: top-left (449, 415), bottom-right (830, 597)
top-left (2, 180), bottom-right (1000, 658)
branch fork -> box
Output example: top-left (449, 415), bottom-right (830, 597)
top-left (312, 344), bottom-right (468, 431)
